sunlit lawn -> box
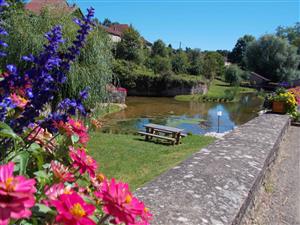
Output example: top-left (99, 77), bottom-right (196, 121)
top-left (88, 133), bottom-right (215, 190)
top-left (175, 79), bottom-right (256, 101)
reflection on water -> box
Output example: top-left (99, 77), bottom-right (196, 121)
top-left (101, 95), bottom-right (263, 135)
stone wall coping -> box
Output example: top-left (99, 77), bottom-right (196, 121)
top-left (135, 114), bottom-right (290, 225)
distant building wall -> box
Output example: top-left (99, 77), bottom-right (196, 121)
top-left (127, 82), bottom-right (208, 97)
top-left (108, 34), bottom-right (122, 43)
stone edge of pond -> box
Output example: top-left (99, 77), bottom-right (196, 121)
top-left (135, 113), bottom-right (291, 225)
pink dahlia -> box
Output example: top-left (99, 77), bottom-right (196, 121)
top-left (95, 178), bottom-right (152, 225)
top-left (43, 183), bottom-right (73, 206)
top-left (51, 161), bottom-right (75, 182)
top-left (0, 162), bottom-right (36, 225)
top-left (51, 192), bottom-right (96, 225)
top-left (69, 147), bottom-right (98, 178)
top-left (68, 119), bottom-right (89, 144)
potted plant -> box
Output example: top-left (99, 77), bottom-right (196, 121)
top-left (269, 89), bottom-right (297, 114)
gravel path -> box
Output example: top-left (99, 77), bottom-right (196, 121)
top-left (243, 126), bottom-right (300, 225)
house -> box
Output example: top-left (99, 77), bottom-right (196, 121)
top-left (25, 0), bottom-right (78, 14)
top-left (102, 24), bottom-right (152, 47)
top-left (249, 72), bottom-right (271, 87)
top-left (102, 24), bottom-right (130, 43)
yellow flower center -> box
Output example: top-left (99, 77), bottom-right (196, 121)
top-left (86, 156), bottom-right (93, 165)
top-left (125, 194), bottom-right (132, 204)
top-left (70, 203), bottom-right (86, 218)
top-left (5, 177), bottom-right (15, 192)
top-left (74, 122), bottom-right (82, 128)
top-left (96, 173), bottom-right (105, 183)
top-left (144, 207), bottom-right (149, 213)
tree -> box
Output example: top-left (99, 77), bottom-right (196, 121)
top-left (186, 48), bottom-right (202, 75)
top-left (201, 52), bottom-right (225, 80)
top-left (151, 39), bottom-right (168, 57)
top-left (171, 51), bottom-right (188, 74)
top-left (276, 23), bottom-right (300, 54)
top-left (151, 56), bottom-right (171, 74)
top-left (116, 26), bottom-right (144, 64)
top-left (102, 18), bottom-right (112, 27)
top-left (224, 65), bottom-right (243, 85)
top-left (216, 49), bottom-right (230, 59)
top-left (228, 35), bottom-right (255, 68)
top-left (245, 35), bottom-right (300, 82)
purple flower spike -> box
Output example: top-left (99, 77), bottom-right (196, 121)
top-left (6, 65), bottom-right (17, 74)
top-left (0, 51), bottom-right (6, 57)
top-left (79, 87), bottom-right (90, 100)
top-left (0, 41), bottom-right (8, 47)
top-left (22, 54), bottom-right (35, 62)
top-left (0, 28), bottom-right (8, 36)
top-left (0, 0), bottom-right (9, 7)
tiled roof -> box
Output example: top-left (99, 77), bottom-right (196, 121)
top-left (250, 72), bottom-right (271, 81)
top-left (25, 0), bottom-right (76, 14)
top-left (103, 24), bottom-right (130, 37)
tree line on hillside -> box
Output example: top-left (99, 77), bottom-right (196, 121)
top-left (112, 26), bottom-right (225, 88)
top-left (111, 22), bottom-right (300, 90)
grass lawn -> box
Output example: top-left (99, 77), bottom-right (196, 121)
top-left (92, 103), bottom-right (125, 118)
top-left (175, 79), bottom-right (256, 102)
top-left (88, 133), bottom-right (215, 190)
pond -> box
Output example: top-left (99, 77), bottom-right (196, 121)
top-left (101, 95), bottom-right (263, 135)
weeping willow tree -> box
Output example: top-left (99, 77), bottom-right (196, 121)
top-left (1, 7), bottom-right (113, 108)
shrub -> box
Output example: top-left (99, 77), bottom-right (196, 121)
top-left (224, 64), bottom-right (243, 85)
top-left (150, 55), bottom-right (172, 74)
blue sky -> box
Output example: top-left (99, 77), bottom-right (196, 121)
top-left (69, 0), bottom-right (299, 50)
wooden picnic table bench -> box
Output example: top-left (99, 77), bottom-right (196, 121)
top-left (138, 123), bottom-right (185, 145)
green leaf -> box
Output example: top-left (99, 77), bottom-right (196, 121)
top-left (27, 143), bottom-right (42, 153)
top-left (0, 122), bottom-right (12, 130)
top-left (71, 134), bottom-right (79, 144)
top-left (34, 170), bottom-right (48, 180)
top-left (19, 220), bottom-right (33, 225)
top-left (32, 203), bottom-right (55, 215)
top-left (12, 151), bottom-right (29, 175)
top-left (0, 122), bottom-right (23, 142)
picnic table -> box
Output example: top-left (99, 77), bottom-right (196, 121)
top-left (138, 123), bottom-right (185, 145)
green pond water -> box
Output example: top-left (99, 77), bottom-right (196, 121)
top-left (101, 95), bottom-right (263, 135)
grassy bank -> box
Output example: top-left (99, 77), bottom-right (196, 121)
top-left (175, 79), bottom-right (256, 102)
top-left (91, 103), bottom-right (126, 118)
top-left (88, 133), bottom-right (215, 190)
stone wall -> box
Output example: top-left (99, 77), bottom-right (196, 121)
top-left (127, 82), bottom-right (208, 97)
top-left (108, 91), bottom-right (126, 104)
top-left (135, 114), bottom-right (290, 225)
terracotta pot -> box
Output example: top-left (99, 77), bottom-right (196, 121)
top-left (272, 101), bottom-right (287, 114)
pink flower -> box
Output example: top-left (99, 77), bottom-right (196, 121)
top-left (54, 120), bottom-right (73, 135)
top-left (51, 192), bottom-right (96, 225)
top-left (68, 119), bottom-right (89, 144)
top-left (95, 178), bottom-right (152, 225)
top-left (43, 183), bottom-right (73, 206)
top-left (28, 125), bottom-right (57, 153)
top-left (10, 93), bottom-right (28, 109)
top-left (69, 147), bottom-right (98, 178)
top-left (0, 162), bottom-right (36, 225)
top-left (51, 161), bottom-right (75, 182)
